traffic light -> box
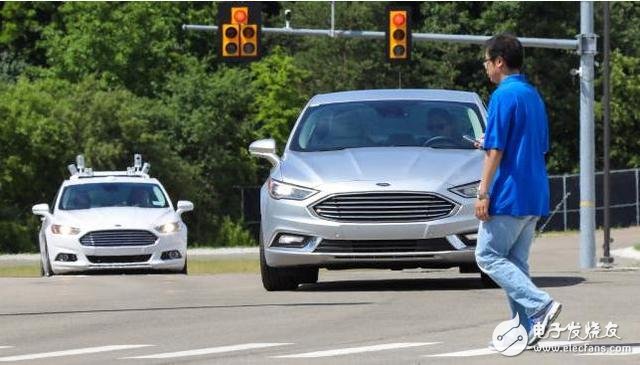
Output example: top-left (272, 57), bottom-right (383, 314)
top-left (222, 24), bottom-right (240, 57)
top-left (217, 3), bottom-right (262, 62)
top-left (386, 6), bottom-right (411, 63)
top-left (240, 24), bottom-right (258, 57)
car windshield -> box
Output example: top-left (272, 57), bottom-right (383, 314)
top-left (290, 100), bottom-right (485, 152)
top-left (58, 183), bottom-right (169, 210)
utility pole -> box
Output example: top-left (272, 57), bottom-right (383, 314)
top-left (600, 1), bottom-right (614, 266)
top-left (579, 1), bottom-right (597, 269)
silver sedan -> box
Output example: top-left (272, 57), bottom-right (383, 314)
top-left (250, 89), bottom-right (494, 290)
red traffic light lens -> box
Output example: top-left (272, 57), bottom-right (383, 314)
top-left (225, 27), bottom-right (238, 38)
top-left (392, 13), bottom-right (406, 26)
top-left (234, 10), bottom-right (247, 23)
top-left (242, 27), bottom-right (255, 38)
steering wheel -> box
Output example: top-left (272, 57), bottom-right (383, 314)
top-left (422, 136), bottom-right (457, 147)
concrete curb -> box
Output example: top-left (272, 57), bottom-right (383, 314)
top-left (611, 246), bottom-right (640, 261)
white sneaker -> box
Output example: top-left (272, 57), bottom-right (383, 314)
top-left (528, 301), bottom-right (563, 346)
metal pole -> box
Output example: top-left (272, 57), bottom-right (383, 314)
top-left (579, 1), bottom-right (597, 269)
top-left (181, 25), bottom-right (579, 50)
top-left (563, 174), bottom-right (568, 231)
top-left (601, 1), bottom-right (613, 265)
top-left (636, 169), bottom-right (639, 226)
top-left (330, 1), bottom-right (335, 38)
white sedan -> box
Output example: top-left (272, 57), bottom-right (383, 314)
top-left (32, 156), bottom-right (193, 276)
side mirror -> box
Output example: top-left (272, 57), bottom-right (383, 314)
top-left (176, 200), bottom-right (194, 217)
top-left (32, 203), bottom-right (52, 219)
top-left (249, 138), bottom-right (280, 167)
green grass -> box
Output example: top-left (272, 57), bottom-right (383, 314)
top-left (188, 258), bottom-right (259, 275)
top-left (0, 263), bottom-right (40, 277)
top-left (0, 258), bottom-right (260, 278)
top-left (634, 243), bottom-right (640, 251)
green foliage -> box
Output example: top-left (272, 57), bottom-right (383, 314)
top-left (213, 216), bottom-right (257, 247)
top-left (595, 51), bottom-right (640, 168)
top-left (40, 2), bottom-right (216, 96)
top-left (250, 47), bottom-right (311, 148)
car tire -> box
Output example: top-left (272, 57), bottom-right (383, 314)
top-left (180, 258), bottom-right (188, 275)
top-left (40, 242), bottom-right (54, 277)
top-left (459, 263), bottom-right (481, 273)
top-left (480, 271), bottom-right (499, 288)
top-left (297, 267), bottom-right (319, 284)
top-left (259, 230), bottom-right (299, 291)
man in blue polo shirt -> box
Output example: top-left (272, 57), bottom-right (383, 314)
top-left (475, 34), bottom-right (562, 348)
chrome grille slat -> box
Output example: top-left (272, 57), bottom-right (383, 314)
top-left (80, 230), bottom-right (158, 247)
top-left (312, 192), bottom-right (456, 222)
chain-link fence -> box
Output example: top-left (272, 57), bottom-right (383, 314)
top-left (238, 168), bottom-right (640, 237)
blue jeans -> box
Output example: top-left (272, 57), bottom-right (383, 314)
top-left (475, 215), bottom-right (553, 332)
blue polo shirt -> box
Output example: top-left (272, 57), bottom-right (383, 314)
top-left (483, 74), bottom-right (550, 216)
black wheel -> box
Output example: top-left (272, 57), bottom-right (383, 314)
top-left (298, 268), bottom-right (319, 284)
top-left (179, 258), bottom-right (188, 275)
top-left (259, 230), bottom-right (300, 291)
top-left (40, 241), bottom-right (54, 277)
top-left (260, 244), bottom-right (300, 291)
top-left (459, 263), bottom-right (481, 273)
top-left (480, 271), bottom-right (499, 288)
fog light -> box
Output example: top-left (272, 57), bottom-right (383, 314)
top-left (161, 250), bottom-right (182, 260)
top-left (272, 233), bottom-right (312, 248)
top-left (55, 253), bottom-right (77, 262)
top-left (278, 234), bottom-right (305, 245)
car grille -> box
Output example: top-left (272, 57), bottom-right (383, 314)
top-left (79, 230), bottom-right (157, 247)
top-left (86, 255), bottom-right (152, 264)
top-left (314, 238), bottom-right (454, 253)
top-left (312, 192), bottom-right (457, 222)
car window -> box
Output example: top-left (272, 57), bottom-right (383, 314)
top-left (59, 183), bottom-right (170, 210)
top-left (290, 100), bottom-right (485, 152)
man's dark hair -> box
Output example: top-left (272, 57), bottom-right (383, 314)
top-left (485, 33), bottom-right (523, 70)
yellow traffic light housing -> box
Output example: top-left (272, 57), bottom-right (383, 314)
top-left (240, 24), bottom-right (258, 57)
top-left (217, 3), bottom-right (262, 62)
top-left (386, 6), bottom-right (412, 63)
top-left (221, 24), bottom-right (240, 57)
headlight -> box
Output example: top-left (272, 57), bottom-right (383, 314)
top-left (449, 181), bottom-right (480, 198)
top-left (156, 222), bottom-right (181, 234)
top-left (51, 224), bottom-right (80, 235)
top-left (268, 178), bottom-right (318, 200)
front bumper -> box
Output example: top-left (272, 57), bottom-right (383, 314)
top-left (45, 230), bottom-right (187, 274)
top-left (261, 182), bottom-right (480, 269)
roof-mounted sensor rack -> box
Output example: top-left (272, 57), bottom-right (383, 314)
top-left (68, 154), bottom-right (151, 179)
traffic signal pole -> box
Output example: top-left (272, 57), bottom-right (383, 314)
top-left (183, 1), bottom-right (599, 269)
top-left (183, 24), bottom-right (578, 50)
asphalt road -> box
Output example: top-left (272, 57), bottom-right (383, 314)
top-left (1, 228), bottom-right (639, 365)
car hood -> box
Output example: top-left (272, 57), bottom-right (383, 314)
top-left (279, 147), bottom-right (484, 188)
top-left (53, 207), bottom-right (176, 230)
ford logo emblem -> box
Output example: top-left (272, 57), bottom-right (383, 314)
top-left (376, 183), bottom-right (391, 187)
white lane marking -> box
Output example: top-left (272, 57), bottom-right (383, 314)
top-left (123, 343), bottom-right (292, 359)
top-left (426, 348), bottom-right (496, 357)
top-left (426, 341), bottom-right (588, 357)
top-left (273, 342), bottom-right (439, 358)
top-left (576, 345), bottom-right (640, 356)
top-left (0, 345), bottom-right (152, 362)
top-left (0, 347), bottom-right (12, 350)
